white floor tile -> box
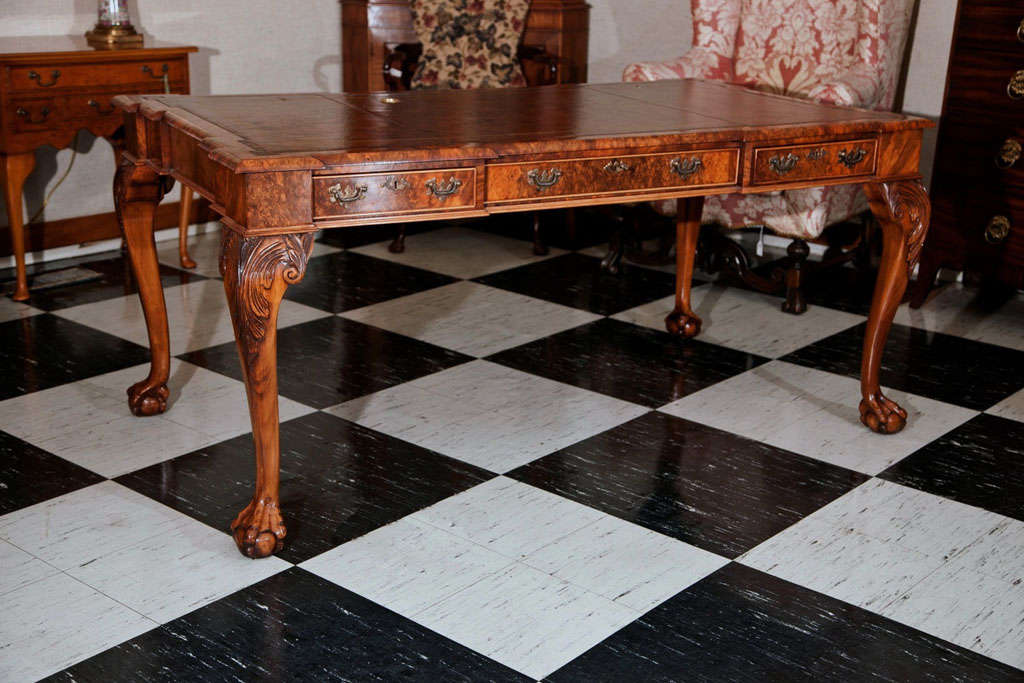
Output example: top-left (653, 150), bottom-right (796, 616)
top-left (952, 518), bottom-right (1024, 585)
top-left (0, 539), bottom-right (58, 596)
top-left (660, 361), bottom-right (978, 475)
top-left (54, 279), bottom-right (330, 355)
top-left (987, 387), bottom-right (1024, 424)
top-left (0, 572), bottom-right (155, 682)
top-left (159, 229), bottom-right (339, 279)
top-left (613, 285), bottom-right (864, 358)
top-left (341, 280), bottom-right (599, 357)
top-left (0, 297), bottom-right (43, 323)
top-left (328, 361), bottom-right (647, 472)
top-left (894, 284), bottom-right (1024, 352)
top-left (350, 226), bottom-right (564, 279)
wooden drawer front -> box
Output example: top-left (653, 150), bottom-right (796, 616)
top-left (9, 58), bottom-right (187, 92)
top-left (751, 139), bottom-right (877, 185)
top-left (9, 97), bottom-right (60, 131)
top-left (946, 50), bottom-right (1022, 121)
top-left (933, 115), bottom-right (1023, 192)
top-left (486, 149), bottom-right (739, 203)
top-left (955, 0), bottom-right (1024, 57)
top-left (313, 168), bottom-right (477, 219)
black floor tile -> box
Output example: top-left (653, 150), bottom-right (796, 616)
top-left (51, 568), bottom-right (528, 682)
top-left (285, 250), bottom-right (456, 313)
top-left (780, 322), bottom-right (1024, 411)
top-left (880, 413), bottom-right (1024, 521)
top-left (0, 431), bottom-right (105, 515)
top-left (469, 208), bottom-right (613, 251)
top-left (474, 253), bottom-right (678, 316)
top-left (116, 411), bottom-right (495, 563)
top-left (549, 563), bottom-right (1022, 682)
top-left (0, 314), bottom-right (152, 401)
top-left (489, 318), bottom-right (766, 408)
top-left (509, 411), bottom-right (867, 558)
top-left (316, 221), bottom-right (442, 250)
top-left (181, 316), bottom-right (471, 408)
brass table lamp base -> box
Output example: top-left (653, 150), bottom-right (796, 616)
top-left (85, 24), bottom-right (144, 50)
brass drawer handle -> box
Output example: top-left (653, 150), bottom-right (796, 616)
top-left (985, 215), bottom-right (1011, 244)
top-left (527, 168), bottom-right (563, 190)
top-left (426, 176), bottom-right (463, 199)
top-left (603, 159), bottom-right (632, 174)
top-left (328, 183), bottom-right (368, 204)
top-left (669, 156), bottom-right (703, 179)
top-left (1018, 17), bottom-right (1024, 43)
top-left (88, 99), bottom-right (116, 115)
top-left (380, 176), bottom-right (410, 192)
top-left (28, 69), bottom-right (60, 87)
top-left (838, 148), bottom-right (868, 168)
top-left (16, 106), bottom-right (50, 123)
top-left (996, 139), bottom-right (1021, 169)
top-left (768, 153), bottom-right (799, 175)
top-left (1008, 70), bottom-right (1024, 99)
top-left (141, 63), bottom-right (169, 79)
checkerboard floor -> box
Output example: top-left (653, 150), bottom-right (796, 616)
top-left (2, 218), bottom-right (1023, 682)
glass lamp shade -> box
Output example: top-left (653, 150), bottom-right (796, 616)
top-left (85, 0), bottom-right (144, 49)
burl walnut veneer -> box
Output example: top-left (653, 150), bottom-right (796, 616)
top-left (112, 81), bottom-right (932, 559)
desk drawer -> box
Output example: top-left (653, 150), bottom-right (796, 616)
top-left (751, 139), bottom-right (877, 185)
top-left (486, 148), bottom-right (739, 203)
top-left (313, 168), bottom-right (477, 220)
top-left (9, 58), bottom-right (187, 92)
top-left (8, 96), bottom-right (61, 131)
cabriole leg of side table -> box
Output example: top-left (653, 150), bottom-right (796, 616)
top-left (115, 159), bottom-right (172, 416)
top-left (2, 152), bottom-right (37, 301)
top-left (220, 229), bottom-right (314, 559)
top-left (665, 195), bottom-right (705, 338)
top-left (860, 180), bottom-right (930, 434)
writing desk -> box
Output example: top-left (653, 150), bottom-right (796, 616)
top-left (112, 81), bottom-right (932, 559)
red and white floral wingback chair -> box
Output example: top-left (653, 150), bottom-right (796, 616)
top-left (624, 0), bottom-right (914, 289)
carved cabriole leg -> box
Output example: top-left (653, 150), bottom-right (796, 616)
top-left (178, 190), bottom-right (197, 269)
top-left (220, 229), bottom-right (314, 559)
top-left (2, 152), bottom-right (37, 301)
top-left (861, 180), bottom-right (930, 434)
top-left (665, 196), bottom-right (705, 337)
top-left (115, 159), bottom-right (172, 416)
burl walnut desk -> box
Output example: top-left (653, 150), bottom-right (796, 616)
top-left (112, 80), bottom-right (932, 559)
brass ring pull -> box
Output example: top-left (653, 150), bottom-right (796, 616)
top-left (1018, 18), bottom-right (1024, 43)
top-left (985, 215), bottom-right (1011, 244)
top-left (28, 69), bottom-right (60, 87)
top-left (603, 159), bottom-right (632, 174)
top-left (426, 176), bottom-right (463, 199)
top-left (669, 156), bottom-right (703, 179)
top-left (838, 148), bottom-right (868, 168)
top-left (380, 176), bottom-right (410, 193)
top-left (1008, 70), bottom-right (1024, 99)
top-left (996, 139), bottom-right (1021, 169)
top-left (768, 153), bottom-right (799, 175)
top-left (16, 106), bottom-right (50, 123)
top-left (527, 168), bottom-right (563, 190)
top-left (327, 183), bottom-right (368, 204)
top-left (88, 99), bottom-right (116, 115)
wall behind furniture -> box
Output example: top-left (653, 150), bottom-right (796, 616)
top-left (1, 0), bottom-right (956, 252)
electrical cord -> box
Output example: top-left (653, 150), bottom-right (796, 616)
top-left (27, 130), bottom-right (80, 224)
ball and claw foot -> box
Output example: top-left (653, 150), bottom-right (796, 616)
top-left (231, 498), bottom-right (286, 559)
top-left (665, 310), bottom-right (702, 338)
top-left (127, 380), bottom-right (169, 416)
top-left (859, 393), bottom-right (907, 434)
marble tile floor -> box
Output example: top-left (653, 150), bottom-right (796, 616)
top-left (1, 221), bottom-right (1022, 681)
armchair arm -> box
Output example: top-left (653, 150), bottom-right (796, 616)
top-left (805, 62), bottom-right (883, 110)
top-left (623, 46), bottom-right (733, 83)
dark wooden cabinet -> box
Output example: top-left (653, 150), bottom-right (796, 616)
top-left (912, 0), bottom-right (1024, 303)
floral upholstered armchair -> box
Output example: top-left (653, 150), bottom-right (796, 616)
top-left (623, 0), bottom-right (914, 312)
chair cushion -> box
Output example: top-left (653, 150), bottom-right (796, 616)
top-left (409, 0), bottom-right (530, 90)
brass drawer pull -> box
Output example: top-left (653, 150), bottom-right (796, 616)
top-left (28, 69), bottom-right (60, 87)
top-left (1008, 70), bottom-right (1024, 99)
top-left (996, 139), bottom-right (1021, 169)
top-left (1018, 17), bottom-right (1024, 43)
top-left (327, 183), bottom-right (368, 204)
top-left (16, 106), bottom-right (50, 123)
top-left (838, 148), bottom-right (868, 168)
top-left (426, 176), bottom-right (463, 199)
top-left (768, 153), bottom-right (799, 175)
top-left (527, 168), bottom-right (563, 190)
top-left (141, 63), bottom-right (169, 79)
top-left (88, 99), bottom-right (116, 115)
top-left (380, 176), bottom-right (410, 192)
top-left (985, 215), bottom-right (1011, 244)
top-left (669, 156), bottom-right (703, 179)
top-left (603, 159), bottom-right (632, 174)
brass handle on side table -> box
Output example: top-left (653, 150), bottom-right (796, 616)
top-left (996, 139), bottom-right (1021, 169)
top-left (425, 176), bottom-right (463, 199)
top-left (985, 215), bottom-right (1011, 244)
top-left (328, 183), bottom-right (368, 204)
top-left (1008, 70), bottom-right (1024, 100)
top-left (838, 148), bottom-right (868, 168)
top-left (28, 69), bottom-right (60, 87)
top-left (16, 106), bottom-right (50, 123)
top-left (527, 168), bottom-right (563, 190)
top-left (88, 99), bottom-right (116, 115)
top-left (142, 64), bottom-right (172, 93)
top-left (768, 153), bottom-right (799, 175)
top-left (603, 159), bottom-right (632, 174)
top-left (669, 156), bottom-right (703, 179)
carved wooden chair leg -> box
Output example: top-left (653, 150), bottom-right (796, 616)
top-left (665, 195), bottom-right (705, 337)
top-left (178, 190), bottom-right (197, 269)
top-left (220, 230), bottom-right (314, 559)
top-left (531, 211), bottom-right (549, 255)
top-left (2, 152), bottom-right (36, 301)
top-left (860, 180), bottom-right (930, 434)
top-left (389, 223), bottom-right (407, 253)
top-left (115, 160), bottom-right (172, 416)
top-left (781, 238), bottom-right (810, 314)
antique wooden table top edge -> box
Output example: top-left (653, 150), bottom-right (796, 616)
top-left (0, 35), bottom-right (198, 62)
